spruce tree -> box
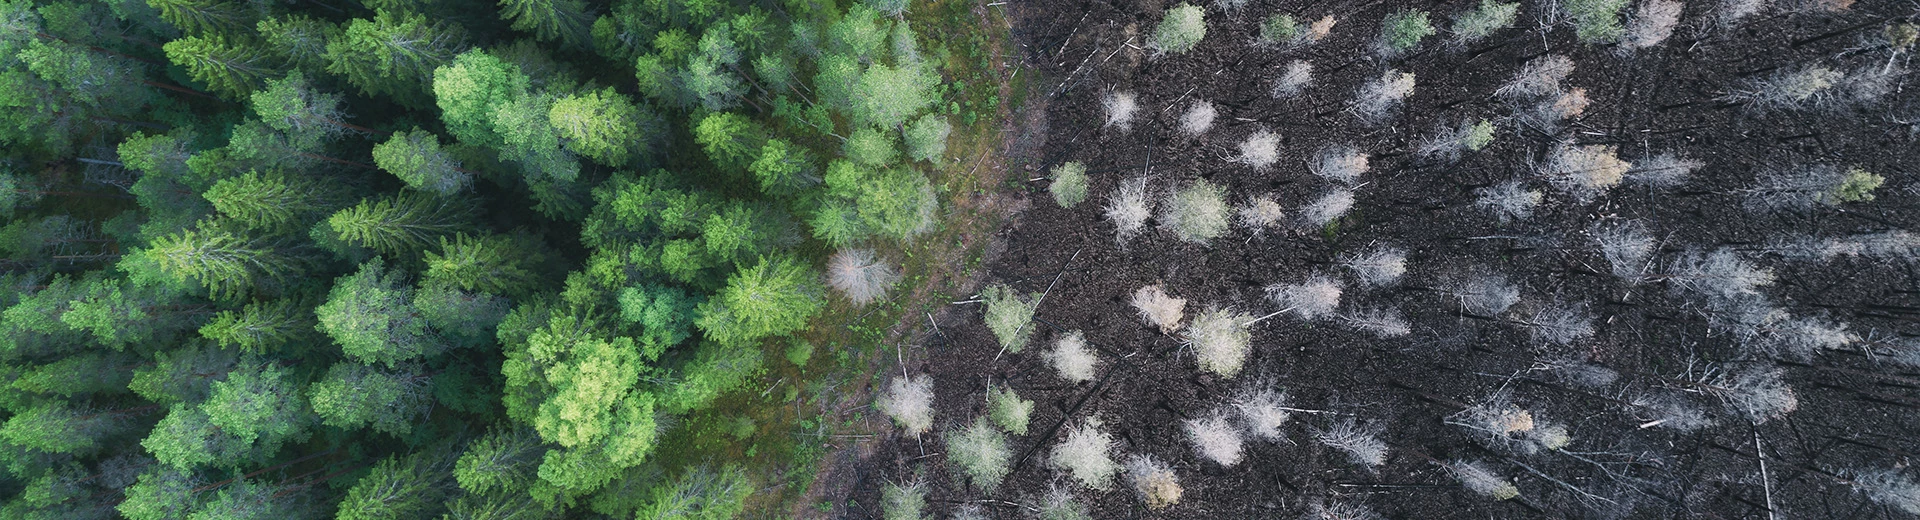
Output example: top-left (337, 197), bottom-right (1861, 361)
top-left (163, 35), bottom-right (280, 99)
top-left (326, 192), bottom-right (473, 256)
top-left (372, 128), bottom-right (469, 195)
top-left (325, 10), bottom-right (466, 107)
top-left (315, 257), bottom-right (444, 367)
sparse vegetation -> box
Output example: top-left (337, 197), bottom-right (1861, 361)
top-left (1037, 486), bottom-right (1094, 520)
top-left (1106, 176), bottom-right (1153, 242)
top-left (1237, 129), bottom-right (1283, 169)
top-left (1274, 60), bottom-right (1316, 98)
top-left (1260, 13), bottom-right (1302, 45)
top-left (828, 248), bottom-right (902, 306)
top-left (1232, 384), bottom-right (1293, 441)
top-left (1104, 91), bottom-right (1140, 130)
top-left (1185, 410), bottom-right (1247, 466)
top-left (881, 481), bottom-right (927, 520)
top-left (1418, 119), bottom-right (1496, 161)
top-left (1540, 142), bottom-right (1632, 201)
top-left (1050, 161), bottom-right (1090, 208)
top-left (1310, 145), bottom-right (1370, 184)
top-left (1238, 194), bottom-right (1289, 231)
top-left (1301, 189), bottom-right (1358, 228)
top-left (1448, 460), bottom-right (1520, 500)
top-left (1180, 101), bottom-right (1217, 136)
top-left (1476, 180), bottom-right (1544, 222)
top-left (1268, 274), bottom-right (1345, 320)
top-left (1339, 247), bottom-right (1409, 287)
top-left (1620, 0), bottom-right (1683, 50)
top-left (988, 385), bottom-right (1034, 435)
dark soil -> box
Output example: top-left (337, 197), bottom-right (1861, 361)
top-left (847, 0), bottom-right (1920, 518)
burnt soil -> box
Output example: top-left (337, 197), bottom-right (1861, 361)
top-left (845, 0), bottom-right (1920, 518)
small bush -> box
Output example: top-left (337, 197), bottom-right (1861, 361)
top-left (1342, 306), bottom-right (1411, 338)
top-left (1310, 145), bottom-right (1369, 184)
top-left (878, 374), bottom-right (934, 436)
top-left (1238, 193), bottom-right (1286, 231)
top-left (1179, 100), bottom-right (1216, 136)
top-left (1300, 189), bottom-right (1355, 228)
top-left (1232, 384), bottom-right (1291, 441)
top-left (1377, 9), bottom-right (1436, 55)
top-left (1827, 167), bottom-right (1884, 204)
top-left (1417, 119), bottom-right (1495, 162)
top-left (1563, 0), bottom-right (1631, 43)
top-left (980, 284), bottom-right (1038, 352)
top-left (1475, 180), bottom-right (1542, 223)
top-left (1124, 455), bottom-right (1183, 509)
top-left (1624, 152), bottom-right (1702, 188)
top-left (1668, 248), bottom-right (1774, 301)
top-left (1131, 284), bottom-right (1188, 334)
top-left (1267, 274), bottom-right (1344, 320)
top-left (1354, 70), bottom-right (1416, 123)
top-left (1338, 246), bottom-right (1407, 287)
top-left (1260, 13), bottom-right (1300, 45)
top-left (1236, 129), bottom-right (1281, 169)
top-left (946, 417), bottom-right (1011, 490)
top-left (1049, 161), bottom-right (1089, 208)
top-left (1855, 470), bottom-right (1920, 516)
top-left (1448, 460), bottom-right (1520, 500)
top-left (1316, 418), bottom-right (1388, 468)
top-left (1185, 306), bottom-right (1253, 377)
top-left (1162, 178), bottom-right (1230, 244)
top-left (1620, 0), bottom-right (1682, 50)
top-left (881, 481), bottom-right (926, 520)
top-left (1540, 142), bottom-right (1631, 201)
top-left (1185, 410), bottom-right (1246, 466)
top-left (1050, 418), bottom-right (1118, 490)
top-left (1105, 176), bottom-right (1151, 242)
top-left (1152, 3), bottom-right (1208, 55)
top-left (827, 248), bottom-right (901, 305)
top-left (987, 385), bottom-right (1032, 435)
top-left (1047, 330), bottom-right (1100, 383)
top-left (1273, 60), bottom-right (1315, 98)
top-left (1452, 0), bottom-right (1520, 45)
top-left (1496, 55), bottom-right (1574, 100)
top-left (1448, 272), bottom-right (1520, 316)
top-left (1037, 486), bottom-right (1092, 520)
top-left (1103, 91), bottom-right (1139, 131)
top-left (1725, 65), bottom-right (1841, 111)
top-left (1591, 220), bottom-right (1655, 281)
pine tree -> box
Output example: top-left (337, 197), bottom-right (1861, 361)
top-left (424, 232), bottom-right (549, 296)
top-left (372, 128), bottom-right (469, 195)
top-left (695, 254), bottom-right (823, 347)
top-left (58, 278), bottom-right (194, 349)
top-left (498, 0), bottom-right (592, 46)
top-left (326, 192), bottom-right (474, 256)
top-left (315, 257), bottom-right (444, 367)
top-left (203, 170), bottom-right (339, 232)
top-left (308, 362), bottom-right (431, 435)
top-left (142, 221), bottom-right (298, 301)
top-left (163, 35), bottom-right (281, 99)
top-left (325, 10), bottom-right (466, 107)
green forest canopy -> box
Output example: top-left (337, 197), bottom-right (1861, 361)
top-left (0, 0), bottom-right (985, 516)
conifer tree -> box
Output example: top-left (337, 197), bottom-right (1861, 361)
top-left (258, 15), bottom-right (339, 72)
top-left (499, 0), bottom-right (593, 46)
top-left (549, 87), bottom-right (654, 166)
top-left (373, 128), bottom-right (470, 194)
top-left (326, 10), bottom-right (466, 107)
top-left (433, 49), bottom-right (531, 150)
top-left (147, 0), bottom-right (250, 35)
top-left (308, 362), bottom-right (431, 435)
top-left (315, 257), bottom-right (443, 367)
top-left (337, 452), bottom-right (453, 520)
top-left (696, 254), bottom-right (823, 347)
top-left (163, 35), bottom-right (280, 99)
top-left (199, 298), bottom-right (313, 353)
top-left (142, 221), bottom-right (298, 301)
top-left (203, 170), bottom-right (339, 232)
top-left (326, 192), bottom-right (473, 256)
top-left (424, 232), bottom-right (549, 297)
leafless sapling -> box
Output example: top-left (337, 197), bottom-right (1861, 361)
top-left (1629, 390), bottom-right (1716, 431)
top-left (1340, 306), bottom-right (1412, 338)
top-left (1521, 302), bottom-right (1596, 347)
top-left (881, 480), bottom-right (927, 520)
top-left (1237, 193), bottom-right (1287, 232)
top-left (1338, 246), bottom-right (1407, 287)
top-left (1854, 469), bottom-right (1920, 515)
top-left (1447, 272), bottom-right (1520, 316)
top-left (1051, 417), bottom-right (1119, 490)
top-left (1618, 0), bottom-right (1682, 51)
top-left (1236, 129), bottom-right (1281, 169)
top-left (1047, 330), bottom-right (1100, 383)
top-left (1180, 100), bottom-right (1217, 136)
top-left (1624, 152), bottom-right (1702, 188)
top-left (1267, 273), bottom-right (1344, 320)
top-left (1416, 118), bottom-right (1495, 162)
top-left (1124, 454), bottom-right (1183, 509)
top-left (1701, 365), bottom-right (1799, 424)
top-left (1665, 248), bottom-right (1774, 302)
top-left (1185, 409), bottom-right (1247, 466)
top-left (1591, 219), bottom-right (1656, 282)
top-left (1304, 500), bottom-right (1383, 520)
top-left (1316, 418), bottom-right (1389, 468)
top-left (1105, 176), bottom-right (1152, 242)
top-left (1354, 70), bottom-right (1416, 124)
top-left (1309, 144), bottom-right (1370, 185)
top-left (1497, 55), bottom-right (1575, 101)
top-left (827, 248), bottom-right (901, 306)
top-left (1104, 90), bottom-right (1140, 131)
top-left (1300, 188), bottom-right (1355, 228)
top-left (1037, 485), bottom-right (1093, 520)
top-left (1540, 142), bottom-right (1631, 202)
top-left (1742, 164), bottom-right (1884, 211)
top-left (1131, 284), bottom-right (1188, 334)
top-left (1722, 65), bottom-right (1843, 112)
top-left (1476, 180), bottom-right (1544, 223)
top-left (1273, 60), bottom-right (1315, 98)
top-left (1448, 460), bottom-right (1521, 500)
top-left (878, 374), bottom-right (935, 436)
top-left (1232, 382), bottom-right (1292, 441)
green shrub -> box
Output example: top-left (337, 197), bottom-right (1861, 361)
top-left (1452, 0), bottom-right (1519, 44)
top-left (987, 385), bottom-right (1033, 434)
top-left (1563, 0), bottom-right (1630, 43)
top-left (1379, 10), bottom-right (1436, 54)
top-left (1259, 13), bottom-right (1299, 45)
top-left (1826, 167), bottom-right (1885, 204)
top-left (1049, 162), bottom-right (1089, 208)
top-left (1160, 178), bottom-right (1229, 244)
top-left (981, 284), bottom-right (1038, 352)
top-left (945, 417), bottom-right (1011, 490)
top-left (1152, 3), bottom-right (1207, 55)
top-left (880, 481), bottom-right (926, 520)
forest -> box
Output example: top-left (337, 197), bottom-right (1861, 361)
top-left (0, 0), bottom-right (1020, 517)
